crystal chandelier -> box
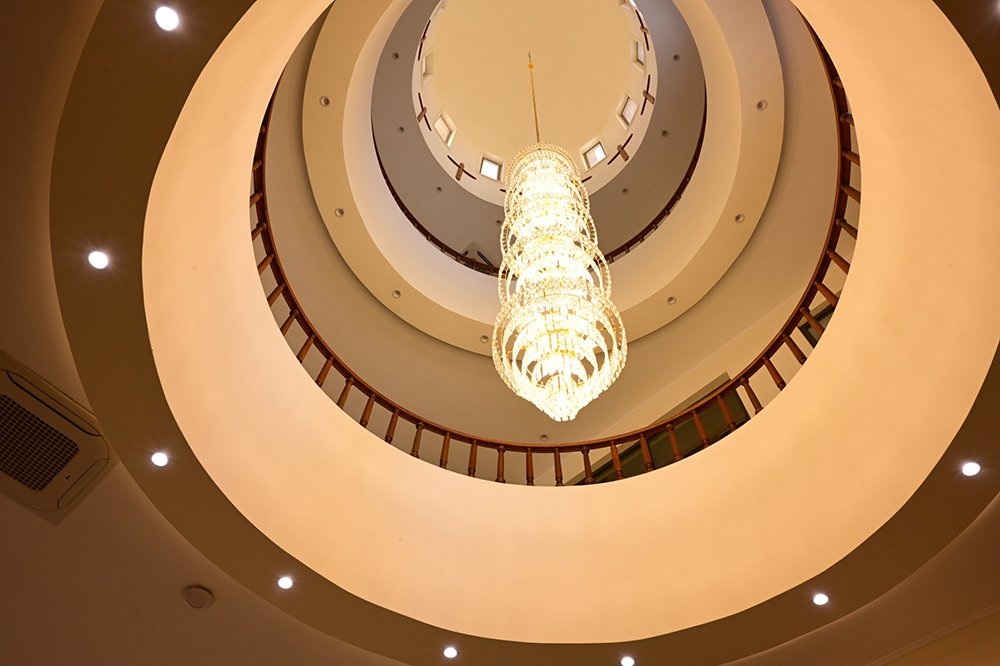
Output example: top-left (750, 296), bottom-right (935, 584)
top-left (492, 59), bottom-right (627, 421)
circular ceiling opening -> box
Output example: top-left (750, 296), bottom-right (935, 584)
top-left (414, 0), bottom-right (657, 203)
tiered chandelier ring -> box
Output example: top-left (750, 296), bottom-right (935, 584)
top-left (492, 143), bottom-right (627, 421)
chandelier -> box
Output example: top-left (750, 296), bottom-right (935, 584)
top-left (492, 59), bottom-right (627, 421)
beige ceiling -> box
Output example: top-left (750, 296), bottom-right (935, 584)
top-left (3, 0), bottom-right (1000, 664)
top-left (427, 0), bottom-right (637, 162)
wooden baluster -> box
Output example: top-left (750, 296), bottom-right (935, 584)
top-left (666, 423), bottom-right (683, 461)
top-left (740, 377), bottom-right (763, 414)
top-left (827, 249), bottom-right (851, 274)
top-left (359, 393), bottom-right (375, 428)
top-left (266, 283), bottom-right (285, 306)
top-left (837, 217), bottom-right (859, 239)
top-left (814, 281), bottom-right (840, 307)
top-left (249, 190), bottom-right (263, 206)
top-left (841, 183), bottom-right (861, 202)
top-left (782, 333), bottom-right (807, 365)
top-left (410, 423), bottom-right (423, 458)
top-left (439, 433), bottom-right (451, 468)
top-left (315, 357), bottom-right (334, 387)
top-left (384, 410), bottom-right (399, 444)
top-left (763, 356), bottom-right (786, 390)
top-left (251, 220), bottom-right (267, 240)
top-left (692, 411), bottom-right (711, 449)
top-left (337, 377), bottom-right (354, 408)
top-left (582, 448), bottom-right (595, 484)
top-left (297, 335), bottom-right (315, 362)
top-left (609, 442), bottom-right (624, 480)
top-left (257, 254), bottom-right (273, 274)
top-left (252, 159), bottom-right (263, 172)
top-left (842, 150), bottom-right (860, 166)
top-left (525, 450), bottom-right (534, 486)
top-left (639, 433), bottom-right (655, 472)
top-left (839, 112), bottom-right (854, 126)
top-left (279, 309), bottom-right (298, 335)
top-left (496, 446), bottom-right (506, 483)
top-left (717, 395), bottom-right (737, 433)
top-left (554, 451), bottom-right (564, 486)
top-left (467, 440), bottom-right (478, 477)
top-left (800, 307), bottom-right (826, 337)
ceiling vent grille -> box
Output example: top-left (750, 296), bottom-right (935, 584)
top-left (0, 394), bottom-right (80, 491)
top-left (0, 350), bottom-right (113, 523)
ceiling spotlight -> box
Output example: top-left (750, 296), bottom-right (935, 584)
top-left (443, 647), bottom-right (458, 659)
top-left (813, 593), bottom-right (829, 606)
top-left (962, 462), bottom-right (981, 477)
top-left (278, 576), bottom-right (294, 589)
top-left (151, 452), bottom-right (169, 467)
top-left (88, 251), bottom-right (109, 269)
top-left (621, 658), bottom-right (636, 666)
top-left (155, 6), bottom-right (180, 31)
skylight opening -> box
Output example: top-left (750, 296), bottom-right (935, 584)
top-left (633, 39), bottom-right (646, 67)
top-left (620, 97), bottom-right (638, 126)
top-left (583, 142), bottom-right (606, 169)
top-left (480, 157), bottom-right (501, 180)
top-left (434, 114), bottom-right (455, 146)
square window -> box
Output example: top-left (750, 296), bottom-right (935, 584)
top-left (422, 52), bottom-right (434, 78)
top-left (480, 157), bottom-right (501, 180)
top-left (620, 97), bottom-right (638, 125)
top-left (584, 143), bottom-right (606, 169)
top-left (634, 40), bottom-right (645, 66)
top-left (434, 114), bottom-right (454, 145)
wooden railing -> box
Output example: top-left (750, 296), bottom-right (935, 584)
top-left (373, 103), bottom-right (709, 277)
top-left (250, 29), bottom-right (858, 486)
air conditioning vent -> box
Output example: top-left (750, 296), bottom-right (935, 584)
top-left (0, 394), bottom-right (80, 491)
top-left (0, 349), bottom-right (114, 524)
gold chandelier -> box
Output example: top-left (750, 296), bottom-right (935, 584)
top-left (492, 59), bottom-right (627, 422)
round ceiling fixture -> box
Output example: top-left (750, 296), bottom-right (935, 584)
top-left (154, 6), bottom-right (179, 31)
top-left (181, 586), bottom-right (214, 609)
top-left (443, 646), bottom-right (458, 658)
top-left (151, 452), bottom-right (169, 467)
top-left (277, 576), bottom-right (294, 589)
top-left (88, 251), bottom-right (109, 269)
top-left (813, 593), bottom-right (830, 606)
top-left (962, 461), bottom-right (981, 476)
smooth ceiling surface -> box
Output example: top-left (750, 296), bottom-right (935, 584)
top-left (269, 0), bottom-right (829, 446)
top-left (429, 0), bottom-right (636, 161)
top-left (371, 0), bottom-right (705, 258)
top-left (1, 0), bottom-right (996, 665)
top-left (138, 0), bottom-right (1000, 651)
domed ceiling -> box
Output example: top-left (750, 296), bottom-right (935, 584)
top-left (372, 0), bottom-right (701, 264)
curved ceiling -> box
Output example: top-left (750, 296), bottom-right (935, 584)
top-left (265, 0), bottom-right (832, 445)
top-left (304, 0), bottom-right (785, 355)
top-left (38, 0), bottom-right (1000, 663)
top-left (371, 0), bottom-right (696, 260)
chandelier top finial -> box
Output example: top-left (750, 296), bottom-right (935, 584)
top-left (527, 54), bottom-right (540, 143)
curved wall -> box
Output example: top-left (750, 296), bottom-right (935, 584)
top-left (138, 0), bottom-right (1000, 646)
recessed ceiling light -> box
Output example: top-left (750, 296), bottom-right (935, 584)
top-left (155, 7), bottom-right (179, 31)
top-left (88, 251), bottom-right (109, 269)
top-left (962, 462), bottom-right (981, 476)
top-left (392, 290), bottom-right (402, 299)
top-left (479, 335), bottom-right (489, 343)
top-left (621, 658), bottom-right (636, 666)
top-left (278, 576), bottom-right (294, 589)
top-left (443, 647), bottom-right (458, 658)
top-left (151, 452), bottom-right (169, 467)
top-left (813, 593), bottom-right (829, 606)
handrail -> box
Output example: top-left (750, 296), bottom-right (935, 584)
top-left (373, 102), bottom-right (709, 277)
top-left (250, 26), bottom-right (858, 486)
